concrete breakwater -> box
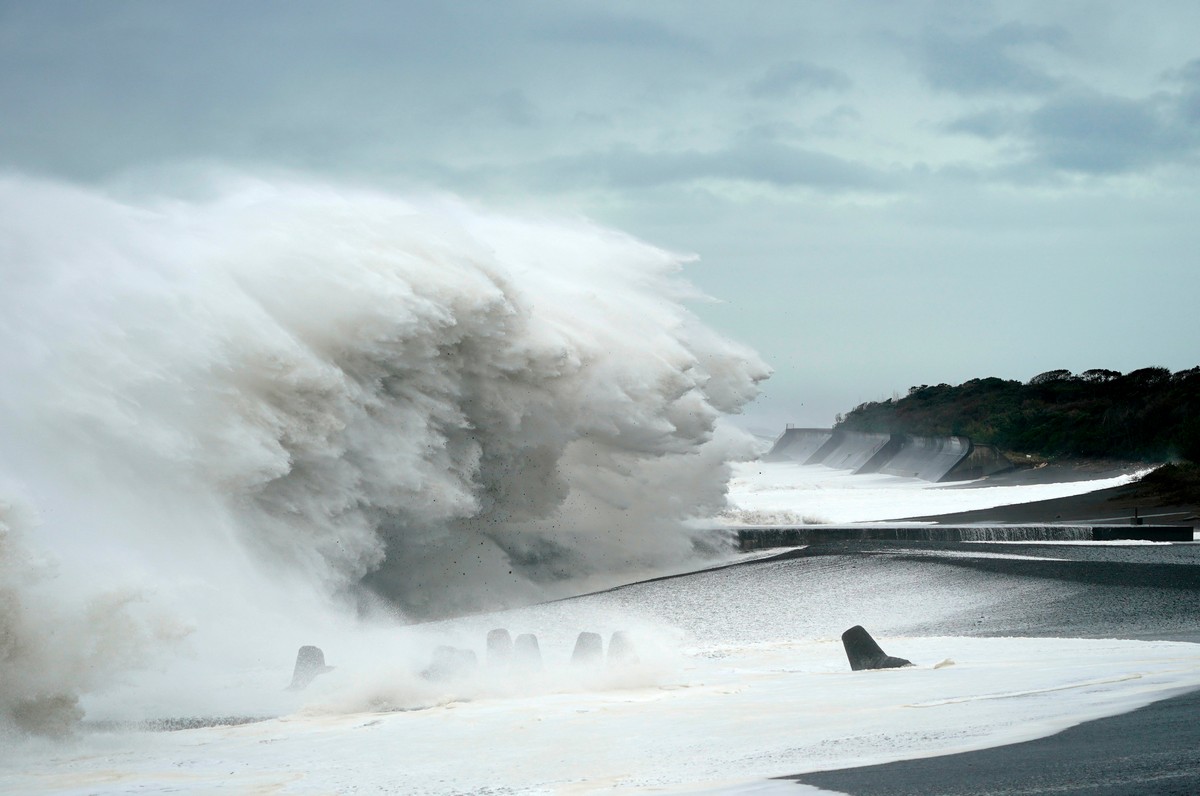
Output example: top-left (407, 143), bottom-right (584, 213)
top-left (735, 525), bottom-right (1194, 550)
top-left (766, 427), bottom-right (1012, 482)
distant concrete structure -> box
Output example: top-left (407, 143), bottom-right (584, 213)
top-left (607, 631), bottom-right (638, 667)
top-left (423, 646), bottom-right (478, 681)
top-left (944, 442), bottom-right (1013, 481)
top-left (766, 428), bottom-right (1013, 482)
top-left (876, 435), bottom-right (969, 480)
top-left (767, 427), bottom-right (833, 463)
top-left (736, 525), bottom-right (1193, 550)
top-left (287, 645), bottom-right (334, 691)
top-left (841, 626), bottom-right (912, 671)
top-left (571, 632), bottom-right (604, 666)
top-left (513, 633), bottom-right (543, 671)
top-left (486, 629), bottom-right (513, 667)
top-left (812, 431), bottom-right (895, 473)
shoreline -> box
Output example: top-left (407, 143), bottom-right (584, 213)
top-left (900, 469), bottom-right (1198, 528)
top-left (788, 685), bottom-right (1200, 795)
top-left (775, 471), bottom-right (1200, 795)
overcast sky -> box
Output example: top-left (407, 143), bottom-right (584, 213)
top-left (3, 1), bottom-right (1198, 430)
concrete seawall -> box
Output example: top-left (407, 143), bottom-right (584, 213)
top-left (735, 525), bottom-right (1193, 549)
top-left (808, 430), bottom-right (894, 472)
top-left (767, 427), bottom-right (833, 462)
top-left (766, 428), bottom-right (1013, 483)
top-left (876, 435), bottom-right (969, 480)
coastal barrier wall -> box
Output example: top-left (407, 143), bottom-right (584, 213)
top-left (765, 428), bottom-right (1013, 483)
top-left (941, 443), bottom-right (1013, 481)
top-left (735, 525), bottom-right (1194, 549)
top-left (764, 428), bottom-right (832, 463)
top-left (876, 435), bottom-right (969, 480)
top-left (811, 431), bottom-right (895, 472)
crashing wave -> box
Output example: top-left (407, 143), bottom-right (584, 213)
top-left (0, 175), bottom-right (767, 731)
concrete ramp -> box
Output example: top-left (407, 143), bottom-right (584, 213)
top-left (765, 428), bottom-right (833, 463)
top-left (766, 427), bottom-right (984, 482)
top-left (811, 431), bottom-right (894, 472)
top-left (736, 525), bottom-right (1193, 548)
top-left (878, 435), bottom-right (970, 481)
top-left (943, 443), bottom-right (1014, 481)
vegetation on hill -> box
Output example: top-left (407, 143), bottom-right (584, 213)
top-left (836, 367), bottom-right (1200, 464)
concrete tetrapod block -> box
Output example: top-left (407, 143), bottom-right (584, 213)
top-left (287, 645), bottom-right (335, 691)
top-left (423, 646), bottom-right (479, 681)
top-left (571, 631), bottom-right (604, 667)
top-left (513, 633), bottom-right (543, 672)
top-left (607, 631), bottom-right (639, 667)
top-left (486, 628), bottom-right (513, 667)
top-left (841, 625), bottom-right (913, 671)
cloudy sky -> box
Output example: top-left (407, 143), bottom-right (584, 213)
top-left (3, 1), bottom-right (1198, 429)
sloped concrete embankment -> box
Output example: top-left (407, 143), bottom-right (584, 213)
top-left (736, 525), bottom-right (1193, 549)
top-left (766, 428), bottom-right (1012, 483)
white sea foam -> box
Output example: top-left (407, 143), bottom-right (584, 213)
top-left (3, 175), bottom-right (1193, 793)
top-left (724, 460), bottom-right (1148, 525)
top-left (3, 554), bottom-right (1198, 794)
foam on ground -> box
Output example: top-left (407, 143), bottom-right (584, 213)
top-left (724, 461), bottom-right (1149, 525)
top-left (4, 548), bottom-right (1199, 794)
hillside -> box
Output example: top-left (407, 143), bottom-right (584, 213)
top-left (836, 367), bottom-right (1200, 464)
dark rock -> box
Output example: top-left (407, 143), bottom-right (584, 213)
top-left (11, 693), bottom-right (84, 736)
top-left (423, 646), bottom-right (478, 681)
top-left (841, 625), bottom-right (913, 671)
top-left (607, 631), bottom-right (638, 666)
top-left (287, 645), bottom-right (334, 690)
top-left (513, 633), bottom-right (543, 671)
top-left (571, 631), bottom-right (604, 666)
top-left (486, 628), bottom-right (513, 667)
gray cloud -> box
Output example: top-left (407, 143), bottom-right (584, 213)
top-left (0, 1), bottom-right (521, 179)
top-left (944, 60), bottom-right (1200, 176)
top-left (918, 22), bottom-right (1065, 95)
top-left (810, 105), bottom-right (863, 136)
top-left (1165, 57), bottom-right (1200, 124)
top-left (487, 89), bottom-right (541, 128)
top-left (538, 11), bottom-right (706, 54)
top-left (1026, 92), bottom-right (1183, 174)
top-left (748, 60), bottom-right (852, 97)
top-left (2, 0), bottom-right (1200, 432)
top-left (535, 140), bottom-right (895, 193)
top-left (943, 108), bottom-right (1015, 138)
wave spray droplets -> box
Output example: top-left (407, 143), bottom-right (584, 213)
top-left (0, 176), bottom-right (767, 730)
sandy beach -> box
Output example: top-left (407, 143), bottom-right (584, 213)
top-left (791, 687), bottom-right (1200, 795)
top-left (900, 462), bottom-right (1199, 527)
top-left (781, 470), bottom-right (1200, 795)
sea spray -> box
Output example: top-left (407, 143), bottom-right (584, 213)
top-left (0, 176), bottom-right (768, 729)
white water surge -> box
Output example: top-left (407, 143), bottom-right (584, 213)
top-left (724, 460), bottom-right (1150, 526)
top-left (4, 550), bottom-right (1200, 794)
top-left (4, 177), bottom-right (1197, 794)
top-left (0, 176), bottom-right (768, 733)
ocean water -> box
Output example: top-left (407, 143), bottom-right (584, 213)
top-left (4, 543), bottom-right (1199, 794)
top-left (3, 176), bottom-right (1195, 794)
